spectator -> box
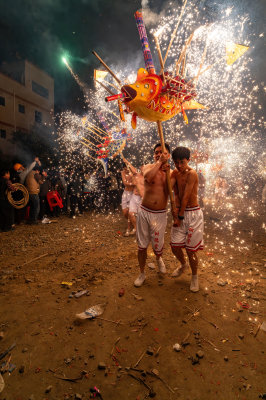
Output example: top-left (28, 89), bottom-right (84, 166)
top-left (67, 169), bottom-right (84, 218)
top-left (25, 166), bottom-right (45, 224)
top-left (50, 170), bottom-right (66, 217)
top-left (39, 170), bottom-right (51, 219)
top-left (108, 172), bottom-right (120, 211)
top-left (0, 168), bottom-right (16, 232)
top-left (12, 157), bottom-right (41, 184)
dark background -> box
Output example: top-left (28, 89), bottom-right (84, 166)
top-left (0, 0), bottom-right (265, 114)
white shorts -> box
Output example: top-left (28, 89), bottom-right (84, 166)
top-left (171, 206), bottom-right (204, 252)
top-left (136, 205), bottom-right (167, 256)
top-left (121, 190), bottom-right (133, 209)
top-left (129, 194), bottom-right (142, 214)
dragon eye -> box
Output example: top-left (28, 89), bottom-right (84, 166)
top-left (144, 83), bottom-right (149, 89)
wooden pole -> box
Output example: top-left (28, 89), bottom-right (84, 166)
top-left (156, 121), bottom-right (177, 224)
top-left (92, 51), bottom-right (122, 86)
top-left (154, 35), bottom-right (165, 83)
top-left (95, 79), bottom-right (115, 96)
top-left (163, 0), bottom-right (188, 68)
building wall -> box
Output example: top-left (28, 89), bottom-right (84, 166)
top-left (0, 60), bottom-right (54, 156)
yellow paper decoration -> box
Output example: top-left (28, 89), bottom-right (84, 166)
top-left (226, 42), bottom-right (249, 66)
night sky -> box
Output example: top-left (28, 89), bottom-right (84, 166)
top-left (0, 0), bottom-right (265, 114)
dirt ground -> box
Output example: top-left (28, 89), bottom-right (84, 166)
top-left (0, 200), bottom-right (265, 400)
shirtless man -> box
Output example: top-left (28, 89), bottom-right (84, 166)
top-left (123, 158), bottom-right (144, 235)
top-left (170, 146), bottom-right (204, 292)
top-left (121, 164), bottom-right (135, 236)
top-left (134, 143), bottom-right (170, 287)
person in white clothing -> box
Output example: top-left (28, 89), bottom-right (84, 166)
top-left (170, 147), bottom-right (204, 292)
top-left (123, 158), bottom-right (144, 236)
top-left (134, 143), bottom-right (171, 287)
top-left (121, 163), bottom-right (134, 236)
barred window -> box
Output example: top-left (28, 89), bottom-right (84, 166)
top-left (32, 81), bottom-right (49, 99)
top-left (35, 110), bottom-right (42, 123)
top-left (18, 104), bottom-right (25, 113)
top-left (0, 129), bottom-right (6, 138)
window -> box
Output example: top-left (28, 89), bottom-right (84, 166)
top-left (32, 81), bottom-right (49, 99)
top-left (35, 110), bottom-right (42, 123)
top-left (0, 129), bottom-right (6, 138)
top-left (0, 96), bottom-right (5, 106)
top-left (18, 104), bottom-right (25, 114)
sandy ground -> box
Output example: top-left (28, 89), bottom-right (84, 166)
top-left (0, 200), bottom-right (265, 400)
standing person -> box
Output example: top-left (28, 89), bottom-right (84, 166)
top-left (134, 143), bottom-right (170, 287)
top-left (67, 169), bottom-right (84, 218)
top-left (86, 171), bottom-right (99, 211)
top-left (25, 166), bottom-right (45, 224)
top-left (58, 170), bottom-right (68, 213)
top-left (130, 165), bottom-right (144, 222)
top-left (123, 157), bottom-right (144, 235)
top-left (108, 172), bottom-right (120, 211)
top-left (11, 157), bottom-right (41, 224)
top-left (170, 147), bottom-right (204, 292)
top-left (0, 169), bottom-right (16, 232)
top-left (13, 157), bottom-right (41, 184)
top-left (39, 170), bottom-right (50, 219)
top-left (120, 163), bottom-right (135, 236)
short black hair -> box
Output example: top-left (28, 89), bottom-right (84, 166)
top-left (0, 168), bottom-right (10, 177)
top-left (154, 142), bottom-right (170, 153)
top-left (172, 146), bottom-right (190, 161)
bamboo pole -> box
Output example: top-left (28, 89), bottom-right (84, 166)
top-left (86, 126), bottom-right (105, 140)
top-left (157, 121), bottom-right (178, 225)
top-left (175, 32), bottom-right (194, 75)
top-left (86, 152), bottom-right (96, 159)
top-left (154, 35), bottom-right (165, 83)
top-left (180, 52), bottom-right (187, 77)
top-left (95, 79), bottom-right (115, 96)
top-left (193, 41), bottom-right (208, 84)
top-left (92, 51), bottom-right (122, 86)
top-left (87, 121), bottom-right (108, 136)
top-left (163, 0), bottom-right (188, 68)
top-left (82, 136), bottom-right (97, 147)
top-left (190, 55), bottom-right (226, 84)
top-left (80, 137), bottom-right (96, 150)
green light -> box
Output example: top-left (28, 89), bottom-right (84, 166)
top-left (62, 56), bottom-right (67, 64)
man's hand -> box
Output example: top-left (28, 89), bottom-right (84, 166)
top-left (161, 163), bottom-right (170, 172)
top-left (172, 206), bottom-right (178, 218)
top-left (173, 218), bottom-right (181, 227)
top-left (159, 151), bottom-right (169, 164)
top-left (172, 206), bottom-right (180, 227)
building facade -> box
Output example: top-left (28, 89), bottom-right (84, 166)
top-left (0, 60), bottom-right (54, 155)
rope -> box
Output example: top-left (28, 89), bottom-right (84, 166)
top-left (7, 183), bottom-right (29, 209)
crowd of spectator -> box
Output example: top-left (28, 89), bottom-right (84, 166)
top-left (0, 157), bottom-right (123, 232)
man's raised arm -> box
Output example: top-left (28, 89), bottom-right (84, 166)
top-left (144, 152), bottom-right (168, 183)
top-left (122, 157), bottom-right (137, 175)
